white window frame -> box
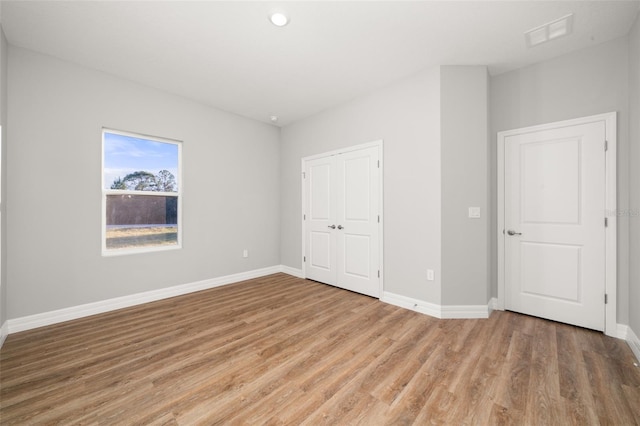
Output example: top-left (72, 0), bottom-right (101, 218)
top-left (101, 128), bottom-right (183, 256)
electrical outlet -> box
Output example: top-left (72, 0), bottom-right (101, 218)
top-left (427, 269), bottom-right (434, 281)
top-left (243, 249), bottom-right (248, 258)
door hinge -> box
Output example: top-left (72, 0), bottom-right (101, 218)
top-left (304, 256), bottom-right (306, 262)
top-left (605, 140), bottom-right (608, 152)
top-left (378, 270), bottom-right (380, 278)
top-left (377, 160), bottom-right (380, 168)
top-left (605, 293), bottom-right (608, 304)
top-left (302, 172), bottom-right (306, 179)
top-left (303, 214), bottom-right (306, 220)
top-left (605, 217), bottom-right (609, 227)
top-left (378, 215), bottom-right (380, 223)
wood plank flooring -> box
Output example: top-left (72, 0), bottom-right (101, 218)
top-left (1, 273), bottom-right (639, 425)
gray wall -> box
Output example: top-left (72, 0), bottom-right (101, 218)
top-left (629, 13), bottom-right (640, 335)
top-left (7, 47), bottom-right (281, 319)
top-left (440, 66), bottom-right (489, 306)
top-left (280, 65), bottom-right (492, 307)
top-left (280, 68), bottom-right (443, 304)
top-left (490, 36), bottom-right (631, 324)
top-left (0, 23), bottom-right (7, 327)
top-left (4, 18), bottom-right (638, 327)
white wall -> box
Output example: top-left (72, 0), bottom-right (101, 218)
top-left (280, 68), bottom-right (443, 304)
top-left (7, 47), bottom-right (281, 319)
top-left (490, 36), bottom-right (630, 324)
top-left (629, 13), bottom-right (640, 336)
top-left (440, 66), bottom-right (489, 306)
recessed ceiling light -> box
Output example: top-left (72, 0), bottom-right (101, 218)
top-left (525, 13), bottom-right (573, 48)
top-left (269, 12), bottom-right (289, 27)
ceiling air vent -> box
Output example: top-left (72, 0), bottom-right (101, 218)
top-left (525, 13), bottom-right (573, 47)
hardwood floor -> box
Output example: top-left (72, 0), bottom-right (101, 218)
top-left (1, 273), bottom-right (639, 425)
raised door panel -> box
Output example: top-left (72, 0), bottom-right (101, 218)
top-left (505, 122), bottom-right (605, 331)
top-left (305, 157), bottom-right (336, 285)
top-left (336, 147), bottom-right (379, 297)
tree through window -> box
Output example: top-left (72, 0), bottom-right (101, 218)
top-left (102, 129), bottom-right (182, 254)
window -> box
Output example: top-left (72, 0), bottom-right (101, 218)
top-left (102, 129), bottom-right (182, 255)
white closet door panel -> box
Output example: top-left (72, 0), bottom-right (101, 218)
top-left (305, 157), bottom-right (337, 285)
top-left (303, 144), bottom-right (382, 298)
top-left (336, 147), bottom-right (380, 297)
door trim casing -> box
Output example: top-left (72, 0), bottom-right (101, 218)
top-left (301, 140), bottom-right (384, 298)
top-left (497, 112), bottom-right (617, 336)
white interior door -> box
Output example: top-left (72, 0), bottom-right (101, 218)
top-left (304, 144), bottom-right (381, 298)
top-left (504, 121), bottom-right (606, 331)
top-left (304, 155), bottom-right (336, 285)
top-left (335, 147), bottom-right (380, 297)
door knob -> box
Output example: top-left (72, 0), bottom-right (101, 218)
top-left (337, 225), bottom-right (344, 230)
top-left (328, 225), bottom-right (336, 229)
top-left (507, 229), bottom-right (522, 236)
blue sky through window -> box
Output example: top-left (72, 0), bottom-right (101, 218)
top-left (104, 131), bottom-right (179, 191)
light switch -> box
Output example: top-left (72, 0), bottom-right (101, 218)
top-left (468, 207), bottom-right (481, 219)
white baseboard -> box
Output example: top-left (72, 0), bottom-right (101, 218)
top-left (381, 291), bottom-right (493, 319)
top-left (622, 325), bottom-right (640, 362)
top-left (381, 291), bottom-right (442, 318)
top-left (0, 320), bottom-right (8, 348)
top-left (441, 303), bottom-right (492, 319)
top-left (8, 265), bottom-right (287, 334)
top-left (281, 265), bottom-right (303, 278)
top-left (616, 323), bottom-right (629, 340)
top-left (488, 297), bottom-right (498, 312)
top-left (0, 267), bottom-right (501, 336)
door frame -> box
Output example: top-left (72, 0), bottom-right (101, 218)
top-left (497, 112), bottom-right (617, 336)
top-left (301, 140), bottom-right (384, 298)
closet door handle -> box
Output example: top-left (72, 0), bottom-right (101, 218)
top-left (328, 225), bottom-right (336, 229)
top-left (337, 225), bottom-right (344, 230)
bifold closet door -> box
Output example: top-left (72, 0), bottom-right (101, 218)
top-left (304, 146), bottom-right (380, 298)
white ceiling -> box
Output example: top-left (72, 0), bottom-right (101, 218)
top-left (1, 1), bottom-right (639, 126)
